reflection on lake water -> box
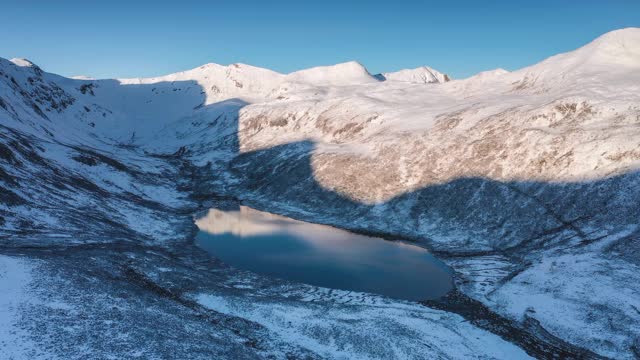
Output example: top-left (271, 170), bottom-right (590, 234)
top-left (195, 206), bottom-right (453, 301)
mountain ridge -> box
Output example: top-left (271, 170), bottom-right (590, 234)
top-left (7, 27), bottom-right (639, 89)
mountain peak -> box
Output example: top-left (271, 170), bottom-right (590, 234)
top-left (583, 27), bottom-right (640, 67)
top-left (378, 66), bottom-right (450, 84)
top-left (10, 58), bottom-right (38, 68)
top-left (286, 61), bottom-right (377, 86)
top-left (529, 27), bottom-right (640, 74)
top-left (8, 58), bottom-right (44, 76)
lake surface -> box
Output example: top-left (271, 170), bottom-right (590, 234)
top-left (195, 206), bottom-right (453, 301)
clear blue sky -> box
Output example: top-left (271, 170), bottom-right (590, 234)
top-left (1, 0), bottom-right (638, 79)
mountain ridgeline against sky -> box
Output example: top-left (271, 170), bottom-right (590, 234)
top-left (0, 28), bottom-right (640, 359)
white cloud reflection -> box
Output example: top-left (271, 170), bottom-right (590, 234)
top-left (195, 206), bottom-right (429, 256)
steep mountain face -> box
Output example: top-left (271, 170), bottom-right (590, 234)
top-left (1, 28), bottom-right (639, 359)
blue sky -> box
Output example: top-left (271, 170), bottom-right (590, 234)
top-left (1, 1), bottom-right (638, 79)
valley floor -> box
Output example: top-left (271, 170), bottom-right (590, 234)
top-left (0, 127), bottom-right (533, 359)
top-left (0, 127), bottom-right (635, 359)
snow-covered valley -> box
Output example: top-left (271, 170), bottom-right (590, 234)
top-left (1, 28), bottom-right (640, 359)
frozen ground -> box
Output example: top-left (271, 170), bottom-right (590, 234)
top-left (1, 28), bottom-right (639, 358)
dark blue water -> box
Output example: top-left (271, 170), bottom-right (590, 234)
top-left (195, 206), bottom-right (453, 301)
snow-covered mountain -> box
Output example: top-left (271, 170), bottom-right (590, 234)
top-left (287, 61), bottom-right (379, 86)
top-left (376, 66), bottom-right (450, 83)
top-left (1, 28), bottom-right (640, 359)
